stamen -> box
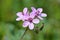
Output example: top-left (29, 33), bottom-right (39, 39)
top-left (28, 18), bottom-right (33, 22)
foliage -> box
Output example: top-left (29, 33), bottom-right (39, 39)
top-left (0, 0), bottom-right (60, 40)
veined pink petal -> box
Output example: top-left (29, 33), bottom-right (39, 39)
top-left (40, 13), bottom-right (47, 17)
top-left (30, 12), bottom-right (36, 18)
top-left (16, 17), bottom-right (21, 21)
top-left (31, 7), bottom-right (36, 12)
top-left (23, 21), bottom-right (30, 27)
top-left (23, 7), bottom-right (28, 14)
top-left (37, 8), bottom-right (43, 13)
top-left (29, 23), bottom-right (34, 30)
top-left (38, 16), bottom-right (43, 20)
top-left (32, 18), bottom-right (40, 24)
top-left (23, 14), bottom-right (29, 21)
top-left (16, 12), bottom-right (24, 21)
top-left (16, 12), bottom-right (22, 17)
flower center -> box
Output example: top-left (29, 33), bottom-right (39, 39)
top-left (28, 18), bottom-right (33, 22)
top-left (35, 11), bottom-right (40, 17)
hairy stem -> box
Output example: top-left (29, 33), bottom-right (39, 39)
top-left (20, 27), bottom-right (28, 40)
top-left (40, 23), bottom-right (44, 31)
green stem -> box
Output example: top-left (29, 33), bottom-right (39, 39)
top-left (40, 23), bottom-right (44, 31)
top-left (20, 27), bottom-right (28, 40)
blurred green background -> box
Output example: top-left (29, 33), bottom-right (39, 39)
top-left (0, 0), bottom-right (60, 40)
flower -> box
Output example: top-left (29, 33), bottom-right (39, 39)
top-left (16, 7), bottom-right (47, 30)
top-left (16, 7), bottom-right (29, 21)
top-left (31, 7), bottom-right (47, 20)
top-left (23, 13), bottom-right (40, 30)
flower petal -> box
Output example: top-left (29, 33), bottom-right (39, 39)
top-left (30, 12), bottom-right (36, 18)
top-left (16, 12), bottom-right (22, 17)
top-left (23, 14), bottom-right (29, 21)
top-left (38, 16), bottom-right (43, 20)
top-left (37, 8), bottom-right (43, 13)
top-left (16, 17), bottom-right (21, 21)
top-left (23, 21), bottom-right (30, 27)
top-left (23, 7), bottom-right (28, 14)
top-left (40, 13), bottom-right (47, 17)
top-left (29, 23), bottom-right (34, 30)
top-left (32, 18), bottom-right (40, 24)
top-left (31, 7), bottom-right (36, 12)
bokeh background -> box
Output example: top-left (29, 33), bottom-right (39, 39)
top-left (0, 0), bottom-right (60, 40)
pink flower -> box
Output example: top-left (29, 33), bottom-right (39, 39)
top-left (23, 13), bottom-right (40, 30)
top-left (16, 7), bottom-right (29, 21)
top-left (31, 7), bottom-right (47, 20)
top-left (16, 7), bottom-right (47, 30)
